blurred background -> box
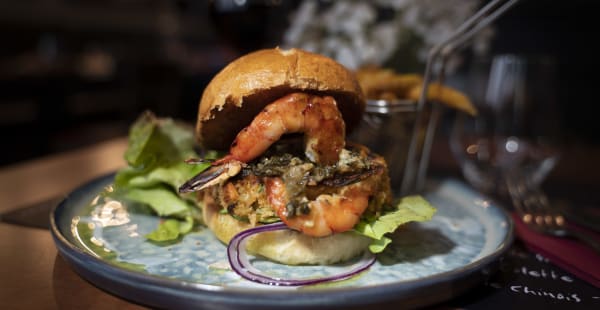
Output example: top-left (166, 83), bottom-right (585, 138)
top-left (1, 0), bottom-right (599, 172)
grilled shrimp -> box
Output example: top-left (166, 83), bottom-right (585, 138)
top-left (179, 93), bottom-right (345, 193)
top-left (265, 177), bottom-right (371, 237)
top-left (215, 92), bottom-right (345, 165)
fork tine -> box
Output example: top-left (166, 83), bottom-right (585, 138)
top-left (506, 176), bottom-right (530, 220)
top-left (506, 174), bottom-right (600, 254)
top-left (507, 176), bottom-right (550, 228)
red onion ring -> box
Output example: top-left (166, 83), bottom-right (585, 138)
top-left (227, 222), bottom-right (376, 286)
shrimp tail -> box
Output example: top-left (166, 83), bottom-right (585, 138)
top-left (179, 160), bottom-right (242, 193)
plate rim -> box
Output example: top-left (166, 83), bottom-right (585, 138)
top-left (50, 173), bottom-right (514, 309)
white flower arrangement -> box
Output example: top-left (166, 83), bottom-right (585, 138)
top-left (283, 0), bottom-right (493, 72)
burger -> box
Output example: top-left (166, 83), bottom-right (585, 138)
top-left (179, 47), bottom-right (422, 266)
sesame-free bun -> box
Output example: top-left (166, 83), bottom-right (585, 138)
top-left (196, 47), bottom-right (366, 150)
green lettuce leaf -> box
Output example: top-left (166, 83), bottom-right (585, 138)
top-left (115, 111), bottom-right (201, 189)
top-left (124, 111), bottom-right (196, 167)
top-left (354, 195), bottom-right (436, 253)
top-left (126, 161), bottom-right (209, 190)
top-left (125, 187), bottom-right (192, 217)
top-left (145, 216), bottom-right (194, 242)
top-left (111, 111), bottom-right (209, 242)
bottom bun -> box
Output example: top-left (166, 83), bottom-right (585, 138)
top-left (202, 193), bottom-right (371, 265)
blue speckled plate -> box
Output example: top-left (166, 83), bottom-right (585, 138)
top-left (50, 173), bottom-right (513, 309)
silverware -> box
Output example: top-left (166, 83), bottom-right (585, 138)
top-left (508, 179), bottom-right (600, 254)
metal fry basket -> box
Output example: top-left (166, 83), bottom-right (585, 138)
top-left (351, 0), bottom-right (521, 196)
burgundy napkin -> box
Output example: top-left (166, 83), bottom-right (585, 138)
top-left (512, 213), bottom-right (600, 288)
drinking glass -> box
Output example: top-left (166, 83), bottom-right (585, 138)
top-left (450, 54), bottom-right (562, 199)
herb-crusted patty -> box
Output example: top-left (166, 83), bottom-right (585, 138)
top-left (206, 143), bottom-right (392, 227)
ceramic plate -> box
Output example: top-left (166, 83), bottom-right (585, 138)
top-left (50, 173), bottom-right (513, 309)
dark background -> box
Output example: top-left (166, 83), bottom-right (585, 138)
top-left (1, 0), bottom-right (599, 168)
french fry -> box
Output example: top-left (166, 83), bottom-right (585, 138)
top-left (355, 65), bottom-right (477, 116)
top-left (407, 82), bottom-right (477, 116)
top-left (356, 67), bottom-right (422, 99)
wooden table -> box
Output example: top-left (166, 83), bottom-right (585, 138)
top-left (0, 137), bottom-right (146, 309)
top-left (0, 137), bottom-right (128, 214)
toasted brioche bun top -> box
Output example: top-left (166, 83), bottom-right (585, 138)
top-left (196, 47), bottom-right (366, 150)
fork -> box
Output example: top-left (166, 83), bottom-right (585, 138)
top-left (507, 178), bottom-right (600, 254)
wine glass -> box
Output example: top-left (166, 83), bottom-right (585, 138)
top-left (450, 54), bottom-right (562, 200)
